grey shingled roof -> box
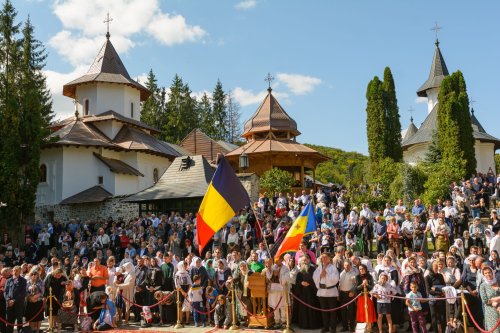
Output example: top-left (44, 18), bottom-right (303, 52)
top-left (60, 185), bottom-right (113, 205)
top-left (93, 153), bottom-right (144, 176)
top-left (417, 40), bottom-right (449, 97)
top-left (47, 119), bottom-right (116, 148)
top-left (403, 120), bottom-right (419, 142)
top-left (402, 105), bottom-right (500, 149)
top-left (63, 37), bottom-right (150, 101)
top-left (126, 155), bottom-right (215, 201)
top-left (112, 126), bottom-right (182, 158)
top-left (216, 140), bottom-right (239, 152)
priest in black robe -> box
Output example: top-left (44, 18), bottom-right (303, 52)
top-left (292, 256), bottom-right (322, 330)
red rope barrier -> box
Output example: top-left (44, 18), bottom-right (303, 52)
top-left (290, 292), bottom-right (361, 312)
top-left (465, 301), bottom-right (500, 333)
top-left (184, 297), bottom-right (218, 315)
top-left (120, 292), bottom-right (174, 308)
top-left (235, 292), bottom-right (282, 319)
top-left (51, 297), bottom-right (100, 317)
top-left (371, 292), bottom-right (459, 301)
top-left (0, 301), bottom-right (45, 327)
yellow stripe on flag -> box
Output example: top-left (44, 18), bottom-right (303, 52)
top-left (198, 183), bottom-right (237, 232)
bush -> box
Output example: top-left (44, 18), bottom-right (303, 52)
top-left (259, 168), bottom-right (295, 194)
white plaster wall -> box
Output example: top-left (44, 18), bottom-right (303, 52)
top-left (37, 147), bottom-right (64, 206)
top-left (426, 88), bottom-right (439, 114)
top-left (403, 143), bottom-right (430, 165)
top-left (114, 174), bottom-right (140, 195)
top-left (93, 121), bottom-right (123, 140)
top-left (475, 141), bottom-right (495, 173)
top-left (136, 153), bottom-right (171, 190)
top-left (75, 83), bottom-right (140, 120)
top-left (61, 146), bottom-right (115, 199)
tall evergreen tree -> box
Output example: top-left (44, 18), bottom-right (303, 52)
top-left (437, 71), bottom-right (476, 177)
top-left (382, 67), bottom-right (403, 161)
top-left (212, 79), bottom-right (227, 141)
top-left (366, 76), bottom-right (386, 161)
top-left (226, 90), bottom-right (241, 143)
top-left (198, 92), bottom-right (216, 137)
top-left (140, 69), bottom-right (162, 129)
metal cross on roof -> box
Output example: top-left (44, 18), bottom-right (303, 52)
top-left (408, 106), bottom-right (414, 122)
top-left (264, 73), bottom-right (274, 89)
top-left (431, 21), bottom-right (442, 41)
top-left (104, 12), bottom-right (113, 38)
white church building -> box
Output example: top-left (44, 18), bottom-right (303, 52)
top-left (35, 33), bottom-right (184, 223)
top-left (402, 38), bottom-right (500, 172)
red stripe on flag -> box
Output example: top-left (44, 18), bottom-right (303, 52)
top-left (274, 233), bottom-right (303, 259)
top-left (196, 213), bottom-right (216, 254)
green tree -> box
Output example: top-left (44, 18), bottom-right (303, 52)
top-left (382, 67), bottom-right (403, 161)
top-left (366, 76), bottom-right (386, 162)
top-left (424, 130), bottom-right (442, 164)
top-left (140, 69), bottom-right (164, 130)
top-left (437, 71), bottom-right (476, 177)
top-left (389, 164), bottom-right (427, 205)
top-left (197, 92), bottom-right (216, 137)
top-left (226, 90), bottom-right (241, 143)
top-left (212, 79), bottom-right (227, 141)
top-left (259, 168), bottom-right (296, 194)
top-left (495, 154), bottom-right (500, 175)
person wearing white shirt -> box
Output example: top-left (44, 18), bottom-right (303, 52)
top-left (313, 253), bottom-right (339, 333)
top-left (394, 199), bottom-right (406, 225)
top-left (339, 260), bottom-right (357, 332)
top-left (490, 229), bottom-right (500, 255)
top-left (383, 203), bottom-right (395, 219)
top-left (426, 211), bottom-right (439, 245)
top-left (360, 203), bottom-right (374, 222)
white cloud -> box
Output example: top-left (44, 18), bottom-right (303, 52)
top-left (46, 0), bottom-right (207, 118)
top-left (191, 90), bottom-right (212, 101)
top-left (415, 97), bottom-right (427, 104)
top-left (233, 87), bottom-right (289, 107)
top-left (235, 0), bottom-right (257, 10)
top-left (276, 73), bottom-right (322, 95)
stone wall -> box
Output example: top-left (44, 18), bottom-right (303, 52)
top-left (35, 197), bottom-right (139, 224)
top-left (237, 172), bottom-right (260, 204)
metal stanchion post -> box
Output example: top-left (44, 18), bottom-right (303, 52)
top-left (282, 283), bottom-right (294, 333)
top-left (461, 287), bottom-right (467, 333)
top-left (364, 285), bottom-right (368, 326)
top-left (49, 287), bottom-right (53, 333)
top-left (229, 283), bottom-right (240, 331)
top-left (174, 288), bottom-right (184, 329)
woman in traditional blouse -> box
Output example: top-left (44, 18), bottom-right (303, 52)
top-left (480, 266), bottom-right (500, 333)
top-left (26, 269), bottom-right (44, 333)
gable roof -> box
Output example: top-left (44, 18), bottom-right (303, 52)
top-left (62, 37), bottom-right (150, 101)
top-left (93, 153), bottom-right (144, 176)
top-left (60, 185), bottom-right (113, 205)
top-left (126, 155), bottom-right (215, 202)
top-left (417, 40), bottom-right (449, 97)
top-left (47, 118), bottom-right (116, 148)
top-left (242, 88), bottom-right (300, 138)
top-left (112, 126), bottom-right (181, 158)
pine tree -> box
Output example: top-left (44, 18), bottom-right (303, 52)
top-left (212, 79), bottom-right (227, 141)
top-left (198, 92), bottom-right (216, 137)
top-left (226, 90), bottom-right (241, 143)
top-left (140, 69), bottom-right (161, 129)
top-left (382, 67), bottom-right (403, 161)
top-left (366, 76), bottom-right (386, 161)
top-left (437, 71), bottom-right (476, 177)
top-left (424, 131), bottom-right (442, 164)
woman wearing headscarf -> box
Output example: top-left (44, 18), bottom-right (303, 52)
top-left (174, 261), bottom-right (192, 325)
top-left (205, 259), bottom-right (215, 286)
top-left (450, 243), bottom-right (464, 270)
top-left (480, 266), bottom-right (500, 333)
top-left (26, 268), bottom-right (44, 333)
top-left (355, 264), bottom-right (376, 331)
top-left (190, 256), bottom-right (209, 288)
top-left (425, 260), bottom-right (446, 333)
top-left (461, 254), bottom-right (482, 333)
top-left (378, 256), bottom-right (403, 333)
top-left (214, 259), bottom-right (231, 295)
top-left (114, 262), bottom-right (135, 325)
top-left (231, 261), bottom-right (253, 326)
top-left (44, 267), bottom-right (67, 333)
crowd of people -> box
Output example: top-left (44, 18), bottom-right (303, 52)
top-left (0, 172), bottom-right (499, 333)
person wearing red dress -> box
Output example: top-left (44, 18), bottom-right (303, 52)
top-left (355, 264), bottom-right (376, 331)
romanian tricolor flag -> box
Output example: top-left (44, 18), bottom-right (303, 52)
top-left (196, 156), bottom-right (250, 253)
top-left (274, 201), bottom-right (317, 259)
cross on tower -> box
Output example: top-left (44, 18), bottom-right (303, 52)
top-left (408, 107), bottom-right (414, 122)
top-left (264, 73), bottom-right (274, 90)
top-left (469, 99), bottom-right (476, 114)
top-left (104, 12), bottom-right (113, 39)
top-left (431, 21), bottom-right (442, 42)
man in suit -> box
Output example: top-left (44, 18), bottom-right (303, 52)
top-left (4, 266), bottom-right (27, 333)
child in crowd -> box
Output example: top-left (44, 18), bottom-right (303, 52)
top-left (188, 275), bottom-right (206, 327)
top-left (205, 286), bottom-right (218, 326)
top-left (214, 295), bottom-right (231, 329)
top-left (372, 272), bottom-right (396, 333)
top-left (406, 281), bottom-right (427, 333)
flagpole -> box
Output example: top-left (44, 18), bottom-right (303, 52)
top-left (250, 203), bottom-right (272, 256)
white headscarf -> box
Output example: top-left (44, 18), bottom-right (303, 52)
top-left (176, 261), bottom-right (187, 274)
top-left (122, 262), bottom-right (135, 278)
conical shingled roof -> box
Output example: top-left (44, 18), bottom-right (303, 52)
top-left (242, 88), bottom-right (300, 139)
top-left (403, 119), bottom-right (418, 142)
top-left (417, 40), bottom-right (449, 97)
top-left (63, 36), bottom-right (150, 101)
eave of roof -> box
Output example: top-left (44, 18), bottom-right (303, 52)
top-left (60, 185), bottom-right (113, 205)
top-left (93, 152), bottom-right (144, 176)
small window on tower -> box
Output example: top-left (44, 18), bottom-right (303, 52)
top-left (39, 164), bottom-right (47, 183)
top-left (131, 102), bottom-right (134, 118)
top-left (98, 176), bottom-right (103, 185)
top-left (84, 99), bottom-right (89, 116)
top-left (153, 168), bottom-right (159, 183)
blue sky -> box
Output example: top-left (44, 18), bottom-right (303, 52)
top-left (14, 0), bottom-right (500, 154)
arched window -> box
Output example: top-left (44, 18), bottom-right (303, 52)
top-left (130, 102), bottom-right (134, 118)
top-left (39, 164), bottom-right (47, 183)
top-left (84, 99), bottom-right (90, 116)
top-left (153, 168), bottom-right (159, 183)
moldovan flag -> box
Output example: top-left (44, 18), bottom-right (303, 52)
top-left (274, 201), bottom-right (316, 259)
top-left (196, 156), bottom-right (250, 253)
